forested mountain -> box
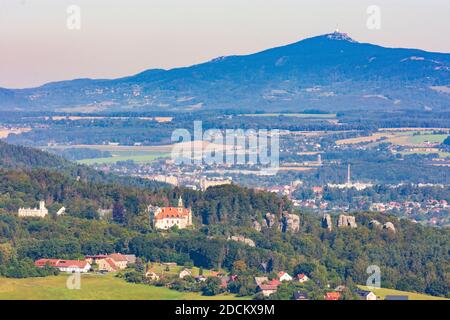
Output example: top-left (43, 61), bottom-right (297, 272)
top-left (1, 32), bottom-right (449, 112)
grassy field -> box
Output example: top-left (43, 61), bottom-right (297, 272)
top-left (0, 274), bottom-right (245, 300)
top-left (358, 286), bottom-right (448, 300)
top-left (146, 264), bottom-right (224, 277)
top-left (78, 151), bottom-right (170, 165)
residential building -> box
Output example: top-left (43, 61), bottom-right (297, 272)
top-left (278, 271), bottom-right (293, 282)
top-left (295, 274), bottom-right (309, 283)
top-left (356, 289), bottom-right (377, 300)
top-left (107, 253), bottom-right (128, 270)
top-left (97, 258), bottom-right (118, 272)
top-left (35, 259), bottom-right (91, 273)
top-left (179, 268), bottom-right (192, 279)
top-left (324, 292), bottom-right (341, 300)
top-left (293, 291), bottom-right (309, 300)
top-left (258, 284), bottom-right (278, 297)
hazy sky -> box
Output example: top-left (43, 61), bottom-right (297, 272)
top-left (1, 0), bottom-right (449, 88)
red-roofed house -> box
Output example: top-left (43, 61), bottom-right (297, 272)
top-left (107, 253), bottom-right (128, 269)
top-left (35, 259), bottom-right (91, 273)
top-left (97, 258), bottom-right (118, 272)
top-left (295, 273), bottom-right (309, 283)
top-left (325, 292), bottom-right (341, 300)
top-left (268, 279), bottom-right (282, 286)
top-left (258, 284), bottom-right (278, 297)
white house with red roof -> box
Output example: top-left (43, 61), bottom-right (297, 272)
top-left (278, 271), bottom-right (293, 282)
top-left (151, 197), bottom-right (193, 230)
top-left (295, 273), bottom-right (309, 283)
top-left (35, 259), bottom-right (91, 273)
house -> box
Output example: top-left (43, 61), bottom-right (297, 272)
top-left (96, 258), bottom-right (118, 272)
top-left (107, 253), bottom-right (128, 270)
top-left (295, 274), bottom-right (309, 283)
top-left (385, 295), bottom-right (409, 300)
top-left (258, 284), bottom-right (278, 297)
top-left (293, 291), bottom-right (309, 300)
top-left (195, 275), bottom-right (207, 282)
top-left (35, 259), bottom-right (91, 273)
top-left (124, 254), bottom-right (137, 265)
top-left (179, 268), bottom-right (192, 279)
top-left (145, 271), bottom-right (160, 281)
top-left (254, 276), bottom-right (269, 286)
top-left (151, 197), bottom-right (193, 230)
top-left (356, 289), bottom-right (377, 300)
top-left (278, 271), bottom-right (293, 282)
top-left (268, 279), bottom-right (282, 286)
top-left (85, 254), bottom-right (108, 264)
top-left (324, 292), bottom-right (341, 300)
top-left (334, 285), bottom-right (346, 292)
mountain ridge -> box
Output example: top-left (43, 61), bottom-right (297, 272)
top-left (2, 32), bottom-right (450, 112)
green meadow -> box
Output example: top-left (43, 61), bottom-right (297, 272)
top-left (0, 274), bottom-right (245, 300)
top-left (358, 286), bottom-right (448, 300)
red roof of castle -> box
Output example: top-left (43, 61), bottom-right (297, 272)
top-left (155, 207), bottom-right (190, 220)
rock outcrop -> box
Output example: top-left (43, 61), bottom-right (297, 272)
top-left (228, 235), bottom-right (256, 247)
top-left (383, 222), bottom-right (396, 233)
top-left (322, 214), bottom-right (333, 231)
top-left (281, 212), bottom-right (300, 233)
top-left (263, 212), bottom-right (278, 229)
top-left (252, 220), bottom-right (262, 232)
top-left (369, 220), bottom-right (382, 229)
top-left (260, 212), bottom-right (300, 233)
top-left (337, 215), bottom-right (357, 228)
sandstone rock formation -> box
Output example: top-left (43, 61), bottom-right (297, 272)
top-left (281, 212), bottom-right (300, 233)
top-left (253, 220), bottom-right (262, 232)
top-left (383, 222), bottom-right (396, 233)
top-left (228, 235), bottom-right (256, 247)
top-left (322, 214), bottom-right (333, 231)
top-left (369, 220), bottom-right (382, 229)
top-left (263, 212), bottom-right (278, 229)
top-left (337, 215), bottom-right (357, 228)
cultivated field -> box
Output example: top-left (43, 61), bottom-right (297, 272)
top-left (0, 127), bottom-right (31, 139)
top-left (336, 129), bottom-right (449, 149)
top-left (0, 274), bottom-right (245, 300)
top-left (241, 113), bottom-right (337, 119)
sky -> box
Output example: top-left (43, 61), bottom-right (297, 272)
top-left (1, 0), bottom-right (449, 88)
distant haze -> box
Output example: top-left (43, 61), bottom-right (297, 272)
top-left (1, 0), bottom-right (449, 88)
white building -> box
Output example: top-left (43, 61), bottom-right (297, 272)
top-left (18, 201), bottom-right (48, 218)
top-left (278, 271), bottom-right (293, 282)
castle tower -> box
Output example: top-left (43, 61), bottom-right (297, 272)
top-left (178, 196), bottom-right (183, 208)
top-left (39, 201), bottom-right (46, 211)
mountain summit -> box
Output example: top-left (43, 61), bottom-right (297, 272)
top-left (1, 32), bottom-right (449, 112)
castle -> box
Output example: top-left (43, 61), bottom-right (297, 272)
top-left (18, 201), bottom-right (48, 218)
top-left (151, 197), bottom-right (193, 230)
